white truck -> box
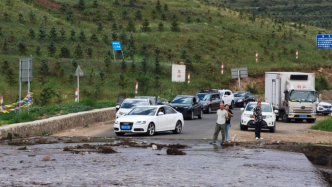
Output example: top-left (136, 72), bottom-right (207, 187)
top-left (265, 72), bottom-right (320, 123)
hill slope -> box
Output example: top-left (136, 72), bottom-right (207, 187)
top-left (0, 0), bottom-right (331, 105)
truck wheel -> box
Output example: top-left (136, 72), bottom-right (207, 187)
top-left (306, 119), bottom-right (316, 123)
top-left (276, 116), bottom-right (279, 121)
top-left (269, 126), bottom-right (275, 133)
top-left (282, 113), bottom-right (290, 123)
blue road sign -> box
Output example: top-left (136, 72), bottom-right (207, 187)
top-left (317, 34), bottom-right (332, 49)
top-left (112, 41), bottom-right (122, 51)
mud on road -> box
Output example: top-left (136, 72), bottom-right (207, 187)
top-left (0, 137), bottom-right (331, 186)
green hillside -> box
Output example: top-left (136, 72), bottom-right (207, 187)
top-left (0, 0), bottom-right (331, 106)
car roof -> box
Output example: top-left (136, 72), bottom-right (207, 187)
top-left (123, 98), bottom-right (149, 101)
top-left (135, 105), bottom-right (168, 108)
top-left (247, 102), bottom-right (270, 105)
top-left (175, 95), bottom-right (194, 97)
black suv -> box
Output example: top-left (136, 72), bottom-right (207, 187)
top-left (196, 90), bottom-right (221, 114)
top-left (233, 91), bottom-right (256, 107)
top-left (168, 95), bottom-right (203, 120)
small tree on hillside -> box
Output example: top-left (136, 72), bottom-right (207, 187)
top-left (171, 19), bottom-right (180, 32)
top-left (135, 10), bottom-right (142, 21)
top-left (47, 41), bottom-right (57, 56)
top-left (129, 0), bottom-right (135, 6)
top-left (60, 27), bottom-right (66, 42)
top-left (74, 44), bottom-right (83, 58)
top-left (90, 33), bottom-right (99, 43)
top-left (161, 13), bottom-right (166, 21)
top-left (104, 53), bottom-right (111, 72)
top-left (58, 68), bottom-right (65, 84)
top-left (3, 38), bottom-right (9, 54)
top-left (40, 85), bottom-right (58, 106)
top-left (78, 30), bottom-right (86, 42)
top-left (119, 29), bottom-right (127, 45)
top-left (122, 10), bottom-right (128, 20)
top-left (72, 58), bottom-right (78, 68)
top-left (54, 61), bottom-right (61, 74)
top-left (40, 59), bottom-right (49, 77)
top-left (18, 13), bottom-right (24, 23)
top-left (97, 21), bottom-right (103, 32)
top-left (128, 34), bottom-right (136, 53)
top-left (39, 26), bottom-right (47, 40)
top-left (59, 46), bottom-right (71, 58)
top-left (112, 23), bottom-right (118, 31)
top-left (107, 10), bottom-right (114, 21)
top-left (186, 16), bottom-right (191, 23)
top-left (118, 73), bottom-right (128, 91)
top-left (87, 47), bottom-right (93, 57)
top-left (66, 8), bottom-right (74, 22)
top-left (126, 19), bottom-right (136, 32)
top-left (140, 44), bottom-right (148, 57)
top-left (93, 0), bottom-right (98, 8)
top-left (36, 45), bottom-right (41, 56)
top-left (70, 29), bottom-right (76, 41)
top-left (156, 0), bottom-right (162, 12)
top-left (181, 50), bottom-right (187, 59)
top-left (112, 31), bottom-right (118, 41)
top-left (77, 0), bottom-right (85, 11)
top-left (102, 34), bottom-right (109, 44)
top-left (151, 10), bottom-right (157, 20)
top-left (99, 69), bottom-right (105, 84)
top-left (142, 19), bottom-right (151, 32)
top-left (28, 11), bottom-right (37, 24)
top-left (59, 2), bottom-right (67, 12)
top-left (1, 61), bottom-right (10, 75)
top-left (121, 59), bottom-right (127, 72)
top-left (49, 26), bottom-right (58, 41)
top-left (186, 57), bottom-right (193, 71)
top-left (164, 4), bottom-right (168, 11)
top-left (158, 21), bottom-right (164, 32)
top-left (5, 66), bottom-right (16, 86)
top-left (141, 58), bottom-right (148, 74)
top-left (18, 40), bottom-right (27, 55)
top-left (28, 28), bottom-right (36, 39)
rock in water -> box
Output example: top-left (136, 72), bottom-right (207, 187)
top-left (43, 156), bottom-right (50, 161)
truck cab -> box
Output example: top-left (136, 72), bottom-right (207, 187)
top-left (265, 72), bottom-right (319, 123)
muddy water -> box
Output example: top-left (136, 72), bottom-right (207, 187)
top-left (0, 139), bottom-right (327, 186)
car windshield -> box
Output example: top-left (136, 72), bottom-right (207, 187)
top-left (234, 92), bottom-right (246, 97)
top-left (121, 100), bottom-right (149, 108)
top-left (289, 91), bottom-right (316, 102)
top-left (172, 97), bottom-right (192, 104)
top-left (128, 107), bottom-right (157, 116)
top-left (196, 94), bottom-right (210, 101)
top-left (245, 103), bottom-right (272, 112)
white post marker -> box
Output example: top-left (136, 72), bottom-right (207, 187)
top-left (0, 96), bottom-right (3, 107)
top-left (256, 52), bottom-right (258, 62)
top-left (135, 82), bottom-right (138, 94)
top-left (296, 50), bottom-right (298, 59)
top-left (188, 73), bottom-right (190, 83)
top-left (75, 88), bottom-right (78, 102)
top-left (74, 65), bottom-right (84, 103)
top-left (221, 63), bottom-right (224, 74)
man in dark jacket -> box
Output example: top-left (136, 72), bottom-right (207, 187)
top-left (253, 101), bottom-right (263, 140)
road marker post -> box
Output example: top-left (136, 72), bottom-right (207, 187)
top-left (188, 73), bottom-right (190, 83)
top-left (256, 52), bottom-right (258, 62)
top-left (75, 88), bottom-right (78, 102)
top-left (221, 62), bottom-right (224, 74)
top-left (296, 50), bottom-right (298, 59)
top-left (135, 82), bottom-right (138, 94)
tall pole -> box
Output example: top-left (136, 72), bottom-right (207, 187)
top-left (77, 75), bottom-right (79, 102)
top-left (19, 59), bottom-right (22, 114)
top-left (28, 56), bottom-right (31, 114)
top-left (238, 70), bottom-right (241, 91)
top-left (113, 50), bottom-right (116, 62)
top-left (121, 50), bottom-right (125, 60)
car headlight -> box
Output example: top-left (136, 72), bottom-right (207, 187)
top-left (184, 106), bottom-right (192, 109)
top-left (115, 121), bottom-right (118, 124)
top-left (243, 114), bottom-right (251, 118)
top-left (136, 121), bottom-right (146, 125)
top-left (265, 115), bottom-right (273, 119)
top-left (289, 107), bottom-right (294, 113)
top-left (237, 99), bottom-right (243, 102)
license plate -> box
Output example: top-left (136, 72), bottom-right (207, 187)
top-left (121, 126), bottom-right (130, 130)
top-left (299, 115), bottom-right (306, 118)
top-left (328, 109), bottom-right (331, 111)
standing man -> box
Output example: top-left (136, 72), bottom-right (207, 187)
top-left (253, 101), bottom-right (263, 140)
top-left (225, 105), bottom-right (234, 142)
top-left (210, 103), bottom-right (228, 145)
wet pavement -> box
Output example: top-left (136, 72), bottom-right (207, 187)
top-left (0, 138), bottom-right (327, 186)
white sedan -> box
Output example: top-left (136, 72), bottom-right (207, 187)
top-left (114, 105), bottom-right (184, 136)
top-left (240, 102), bottom-right (277, 133)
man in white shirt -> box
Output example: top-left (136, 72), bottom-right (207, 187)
top-left (210, 103), bottom-right (228, 145)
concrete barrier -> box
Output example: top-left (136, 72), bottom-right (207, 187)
top-left (0, 107), bottom-right (116, 139)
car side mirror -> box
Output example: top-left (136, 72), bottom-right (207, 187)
top-left (240, 108), bottom-right (244, 111)
top-left (274, 110), bottom-right (279, 114)
top-left (158, 112), bottom-right (164, 116)
top-left (168, 100), bottom-right (172, 103)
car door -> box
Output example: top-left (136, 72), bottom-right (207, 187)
top-left (215, 94), bottom-right (221, 109)
top-left (211, 94), bottom-right (216, 110)
top-left (165, 106), bottom-right (177, 130)
top-left (154, 107), bottom-right (168, 131)
top-left (223, 92), bottom-right (229, 105)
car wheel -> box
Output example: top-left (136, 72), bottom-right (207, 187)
top-left (306, 119), bottom-right (316, 123)
top-left (243, 102), bottom-right (247, 108)
top-left (230, 100), bottom-right (234, 109)
top-left (324, 113), bottom-right (329, 116)
top-left (282, 113), bottom-right (290, 123)
top-left (198, 109), bottom-right (203, 119)
top-left (207, 106), bottom-right (211, 114)
top-left (240, 124), bottom-right (248, 131)
top-left (190, 111), bottom-right (194, 120)
top-left (115, 132), bottom-right (125, 136)
top-left (173, 121), bottom-right (182, 134)
top-left (146, 123), bottom-right (155, 136)
top-left (269, 124), bottom-right (276, 133)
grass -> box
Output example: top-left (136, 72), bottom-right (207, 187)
top-left (0, 99), bottom-right (116, 125)
top-left (311, 118), bottom-right (332, 132)
top-left (0, 0), bottom-right (331, 107)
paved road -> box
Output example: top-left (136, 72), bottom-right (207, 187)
top-left (96, 108), bottom-right (244, 139)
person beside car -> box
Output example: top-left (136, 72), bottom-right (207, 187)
top-left (225, 105), bottom-right (234, 142)
top-left (253, 101), bottom-right (263, 140)
top-left (210, 103), bottom-right (228, 145)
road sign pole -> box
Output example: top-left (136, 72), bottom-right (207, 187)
top-left (19, 60), bottom-right (22, 114)
top-left (121, 50), bottom-right (125, 60)
top-left (28, 57), bottom-right (30, 114)
top-left (113, 50), bottom-right (116, 62)
top-left (238, 70), bottom-right (241, 91)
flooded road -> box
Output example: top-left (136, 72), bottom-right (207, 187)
top-left (0, 138), bottom-right (327, 186)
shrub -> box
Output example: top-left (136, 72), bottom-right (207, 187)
top-left (311, 119), bottom-right (332, 132)
top-left (315, 75), bottom-right (329, 91)
top-left (246, 83), bottom-right (261, 94)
